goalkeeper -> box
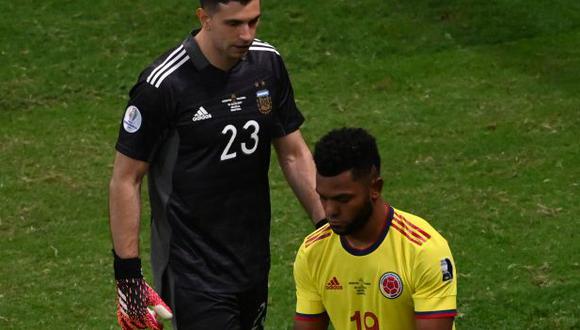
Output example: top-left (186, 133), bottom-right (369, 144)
top-left (108, 0), bottom-right (324, 328)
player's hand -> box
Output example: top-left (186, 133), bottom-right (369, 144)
top-left (113, 250), bottom-right (172, 330)
top-left (116, 277), bottom-right (173, 330)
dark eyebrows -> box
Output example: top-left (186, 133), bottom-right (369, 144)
top-left (316, 190), bottom-right (353, 202)
top-left (224, 14), bottom-right (261, 26)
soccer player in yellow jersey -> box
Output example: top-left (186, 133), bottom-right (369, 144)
top-left (293, 127), bottom-right (457, 330)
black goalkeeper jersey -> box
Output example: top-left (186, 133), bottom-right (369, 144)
top-left (115, 30), bottom-right (304, 293)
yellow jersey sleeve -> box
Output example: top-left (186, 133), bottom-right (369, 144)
top-left (412, 234), bottom-right (457, 318)
top-left (293, 243), bottom-right (326, 316)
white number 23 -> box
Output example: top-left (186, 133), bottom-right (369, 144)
top-left (220, 120), bottom-right (260, 161)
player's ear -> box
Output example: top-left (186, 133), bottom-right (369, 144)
top-left (196, 8), bottom-right (211, 30)
top-left (370, 176), bottom-right (383, 200)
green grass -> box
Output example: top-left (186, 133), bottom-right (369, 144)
top-left (1, 0), bottom-right (579, 329)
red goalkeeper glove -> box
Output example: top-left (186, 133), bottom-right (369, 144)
top-left (114, 251), bottom-right (173, 330)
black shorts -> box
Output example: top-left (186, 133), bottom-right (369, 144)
top-left (167, 271), bottom-right (268, 330)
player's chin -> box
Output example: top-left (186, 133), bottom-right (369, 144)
top-left (231, 46), bottom-right (250, 56)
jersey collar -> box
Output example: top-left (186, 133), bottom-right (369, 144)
top-left (183, 29), bottom-right (245, 80)
top-left (183, 30), bottom-right (231, 87)
top-left (340, 205), bottom-right (394, 256)
top-left (183, 29), bottom-right (212, 71)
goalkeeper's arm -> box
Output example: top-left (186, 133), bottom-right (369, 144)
top-left (109, 151), bottom-right (149, 259)
top-left (109, 152), bottom-right (172, 329)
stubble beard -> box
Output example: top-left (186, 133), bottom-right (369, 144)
top-left (331, 199), bottom-right (374, 236)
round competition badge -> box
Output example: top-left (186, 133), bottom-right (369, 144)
top-left (379, 272), bottom-right (403, 299)
top-left (123, 105), bottom-right (142, 133)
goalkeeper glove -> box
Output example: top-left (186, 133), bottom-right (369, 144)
top-left (113, 251), bottom-right (172, 330)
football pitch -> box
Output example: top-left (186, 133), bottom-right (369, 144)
top-left (1, 0), bottom-right (579, 328)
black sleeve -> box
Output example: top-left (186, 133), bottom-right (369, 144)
top-left (115, 81), bottom-right (171, 162)
top-left (272, 56), bottom-right (305, 138)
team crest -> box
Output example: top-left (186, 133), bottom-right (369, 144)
top-left (256, 89), bottom-right (272, 114)
top-left (379, 272), bottom-right (403, 299)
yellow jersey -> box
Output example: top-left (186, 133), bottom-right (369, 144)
top-left (293, 206), bottom-right (457, 330)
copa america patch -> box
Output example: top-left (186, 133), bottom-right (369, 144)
top-left (123, 105), bottom-right (142, 133)
top-left (379, 272), bottom-right (403, 299)
top-left (441, 258), bottom-right (454, 282)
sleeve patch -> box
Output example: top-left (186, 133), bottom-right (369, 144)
top-left (123, 106), bottom-right (142, 133)
top-left (440, 258), bottom-right (454, 282)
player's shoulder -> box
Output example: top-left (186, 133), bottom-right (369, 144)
top-left (249, 38), bottom-right (281, 57)
top-left (247, 38), bottom-right (286, 71)
top-left (300, 224), bottom-right (334, 252)
top-left (137, 42), bottom-right (192, 89)
top-left (390, 208), bottom-right (449, 249)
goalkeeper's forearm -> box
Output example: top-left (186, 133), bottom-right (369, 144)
top-left (109, 169), bottom-right (145, 258)
top-left (109, 180), bottom-right (142, 257)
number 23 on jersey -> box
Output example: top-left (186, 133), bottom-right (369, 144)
top-left (220, 120), bottom-right (260, 161)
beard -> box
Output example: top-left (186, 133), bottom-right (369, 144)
top-left (331, 199), bottom-right (374, 236)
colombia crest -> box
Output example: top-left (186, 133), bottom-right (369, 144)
top-left (379, 272), bottom-right (403, 299)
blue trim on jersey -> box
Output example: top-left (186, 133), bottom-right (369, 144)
top-left (341, 205), bottom-right (394, 256)
top-left (295, 312), bottom-right (328, 320)
top-left (415, 309), bottom-right (457, 316)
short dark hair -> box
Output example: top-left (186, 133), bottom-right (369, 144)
top-left (200, 0), bottom-right (253, 12)
top-left (314, 127), bottom-right (381, 180)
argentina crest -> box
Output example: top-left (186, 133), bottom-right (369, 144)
top-left (256, 88), bottom-right (272, 114)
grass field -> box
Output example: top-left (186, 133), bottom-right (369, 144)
top-left (1, 0), bottom-right (579, 329)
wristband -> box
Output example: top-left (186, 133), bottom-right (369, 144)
top-left (112, 250), bottom-right (143, 280)
top-left (314, 218), bottom-right (328, 229)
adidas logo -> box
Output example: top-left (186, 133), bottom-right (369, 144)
top-left (325, 277), bottom-right (343, 290)
top-left (192, 106), bottom-right (212, 122)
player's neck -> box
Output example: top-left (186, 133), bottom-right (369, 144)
top-left (195, 32), bottom-right (237, 71)
top-left (344, 201), bottom-right (388, 250)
